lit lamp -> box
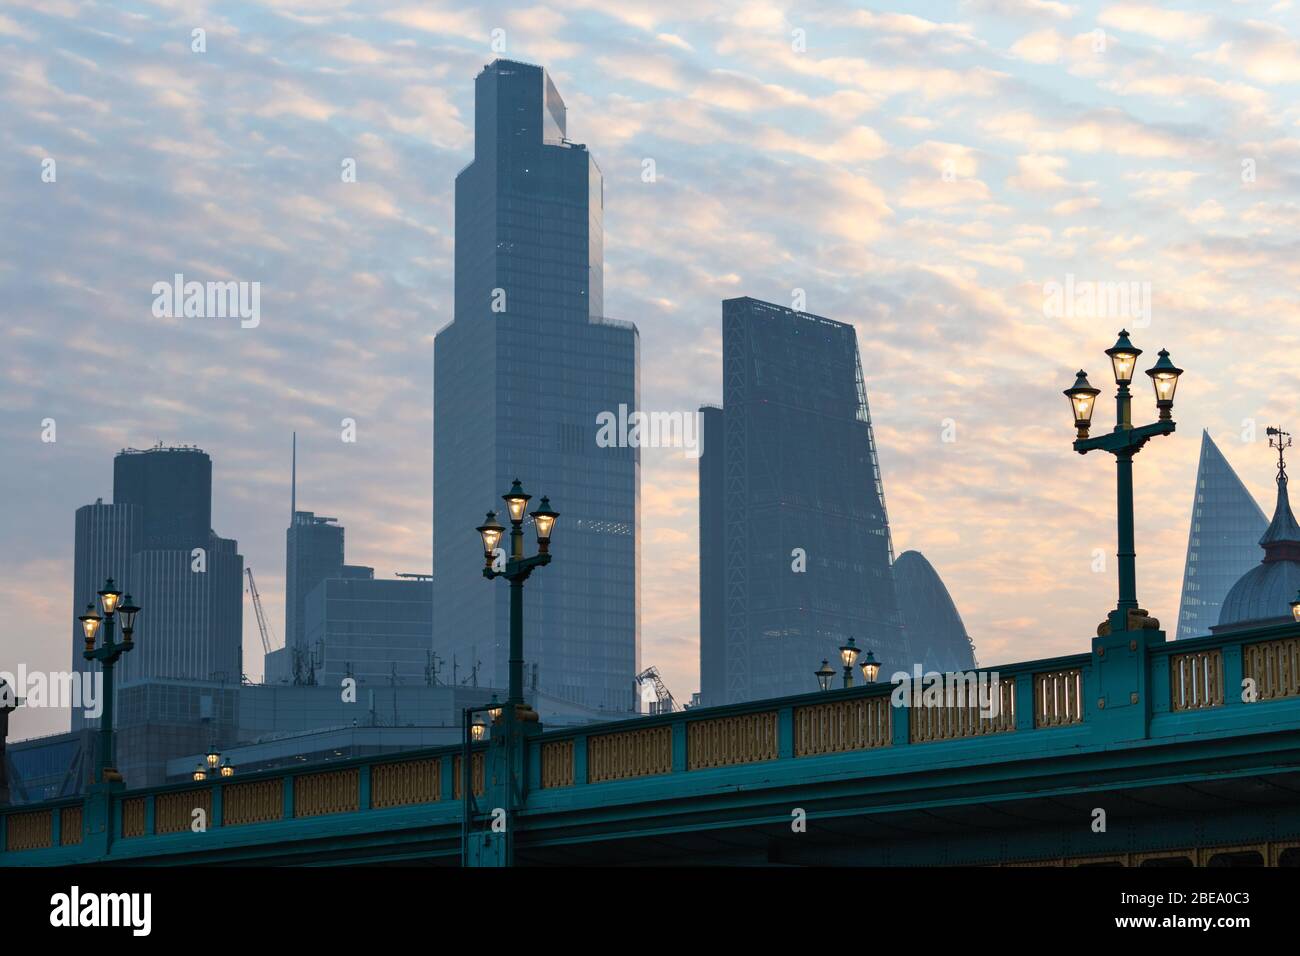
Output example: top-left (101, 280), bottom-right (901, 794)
top-left (97, 579), bottom-right (123, 617)
top-left (503, 479), bottom-right (531, 526)
top-left (79, 603), bottom-right (102, 653)
top-left (859, 650), bottom-right (881, 684)
top-left (471, 720), bottom-right (487, 741)
top-left (1105, 329), bottom-right (1142, 385)
top-left (476, 511), bottom-right (504, 568)
top-left (220, 760), bottom-right (235, 778)
top-left (530, 497), bottom-right (559, 554)
top-left (1145, 349), bottom-right (1183, 422)
top-left (1291, 590), bottom-right (1300, 623)
top-left (488, 695), bottom-right (503, 723)
top-left (206, 748), bottom-right (221, 773)
top-left (815, 660), bottom-right (835, 692)
top-left (839, 636), bottom-right (861, 688)
top-left (1063, 370), bottom-right (1102, 439)
top-left (193, 764), bottom-right (207, 782)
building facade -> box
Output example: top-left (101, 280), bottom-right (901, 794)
top-left (700, 297), bottom-right (909, 704)
top-left (305, 576), bottom-right (433, 688)
top-left (1176, 431), bottom-right (1268, 638)
top-left (433, 59), bottom-right (639, 713)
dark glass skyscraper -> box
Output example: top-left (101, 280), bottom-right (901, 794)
top-left (72, 446), bottom-right (243, 727)
top-left (700, 297), bottom-right (908, 704)
top-left (893, 550), bottom-right (976, 673)
top-left (433, 60), bottom-right (639, 712)
top-left (1176, 430), bottom-right (1268, 638)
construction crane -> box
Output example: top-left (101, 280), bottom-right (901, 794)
top-left (636, 666), bottom-right (678, 715)
top-left (245, 568), bottom-right (277, 656)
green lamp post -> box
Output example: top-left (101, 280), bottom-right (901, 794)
top-left (79, 578), bottom-right (139, 783)
top-left (1065, 330), bottom-right (1183, 633)
top-left (838, 636), bottom-right (862, 688)
top-left (478, 480), bottom-right (559, 708)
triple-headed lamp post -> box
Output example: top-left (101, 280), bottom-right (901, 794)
top-left (77, 578), bottom-right (140, 783)
top-left (476, 480), bottom-right (559, 709)
top-left (1064, 330), bottom-right (1184, 631)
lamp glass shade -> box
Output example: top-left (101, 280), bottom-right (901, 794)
top-left (1145, 349), bottom-right (1183, 405)
top-left (815, 660), bottom-right (835, 691)
top-left (220, 763), bottom-right (234, 777)
top-left (117, 596), bottom-right (140, 633)
top-left (839, 638), bottom-right (860, 669)
top-left (1105, 330), bottom-right (1142, 385)
top-left (530, 496), bottom-right (558, 545)
top-left (503, 479), bottom-right (531, 523)
top-left (193, 766), bottom-right (207, 781)
top-left (98, 579), bottom-right (122, 616)
top-left (477, 512), bottom-right (504, 557)
top-left (206, 749), bottom-right (220, 770)
top-left (860, 650), bottom-right (881, 683)
top-left (79, 603), bottom-right (102, 642)
top-left (471, 722), bottom-right (487, 741)
top-left (1292, 591), bottom-right (1300, 623)
top-left (1063, 370), bottom-right (1101, 428)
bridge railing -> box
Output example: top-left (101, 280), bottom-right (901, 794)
top-left (4, 618), bottom-right (1300, 863)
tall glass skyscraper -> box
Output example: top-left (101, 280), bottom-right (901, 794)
top-left (433, 60), bottom-right (639, 712)
top-left (893, 550), bottom-right (977, 673)
top-left (699, 297), bottom-right (908, 704)
top-left (1176, 430), bottom-right (1268, 638)
top-left (72, 446), bottom-right (243, 726)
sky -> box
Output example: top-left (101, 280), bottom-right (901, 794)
top-left (3, 0), bottom-right (1299, 740)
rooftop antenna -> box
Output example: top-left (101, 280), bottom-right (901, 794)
top-left (291, 431), bottom-right (297, 521)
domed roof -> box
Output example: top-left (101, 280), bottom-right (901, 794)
top-left (1215, 441), bottom-right (1300, 631)
top-left (893, 550), bottom-right (977, 671)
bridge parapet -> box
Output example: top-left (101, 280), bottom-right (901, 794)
top-left (4, 619), bottom-right (1300, 865)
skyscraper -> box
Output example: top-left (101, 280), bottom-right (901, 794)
top-left (72, 446), bottom-right (243, 725)
top-left (892, 550), bottom-right (977, 673)
top-left (432, 60), bottom-right (639, 712)
top-left (1176, 431), bottom-right (1268, 638)
top-left (700, 297), bottom-right (908, 704)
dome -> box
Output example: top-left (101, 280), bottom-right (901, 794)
top-left (1214, 447), bottom-right (1300, 632)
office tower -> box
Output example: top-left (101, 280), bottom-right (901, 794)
top-left (279, 511), bottom-right (345, 679)
top-left (304, 576), bottom-right (434, 687)
top-left (700, 297), bottom-right (908, 704)
top-left (698, 405), bottom-right (725, 706)
top-left (433, 59), bottom-right (639, 712)
top-left (1176, 431), bottom-right (1268, 638)
top-left (892, 550), bottom-right (977, 673)
top-left (71, 446), bottom-right (243, 714)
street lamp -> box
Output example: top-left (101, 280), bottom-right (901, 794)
top-left (859, 650), bottom-right (881, 684)
top-left (815, 660), bottom-right (835, 692)
top-left (839, 636), bottom-right (862, 688)
top-left (1066, 330), bottom-right (1183, 633)
top-left (81, 577), bottom-right (139, 784)
top-left (1291, 590), bottom-right (1300, 623)
top-left (478, 479), bottom-right (559, 708)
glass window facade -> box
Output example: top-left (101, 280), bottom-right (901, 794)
top-left (433, 60), bottom-right (639, 713)
top-left (700, 297), bottom-right (909, 704)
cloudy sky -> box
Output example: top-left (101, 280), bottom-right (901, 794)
top-left (3, 0), bottom-right (1299, 739)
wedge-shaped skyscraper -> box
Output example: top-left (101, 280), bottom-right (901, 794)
top-left (700, 297), bottom-right (908, 704)
top-left (433, 60), bottom-right (639, 712)
top-left (1176, 430), bottom-right (1268, 638)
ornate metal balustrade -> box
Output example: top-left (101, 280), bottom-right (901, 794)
top-left (1170, 649), bottom-right (1223, 711)
top-left (794, 697), bottom-right (890, 756)
top-left (587, 726), bottom-right (670, 782)
top-left (1243, 636), bottom-right (1300, 701)
top-left (1034, 669), bottom-right (1083, 727)
top-left (372, 757), bottom-right (440, 808)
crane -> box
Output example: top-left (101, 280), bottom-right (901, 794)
top-left (245, 567), bottom-right (277, 656)
top-left (636, 666), bottom-right (678, 715)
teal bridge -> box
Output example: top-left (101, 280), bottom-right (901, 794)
top-left (4, 618), bottom-right (1300, 866)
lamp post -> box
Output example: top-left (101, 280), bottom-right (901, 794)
top-left (477, 480), bottom-right (559, 708)
top-left (193, 745), bottom-right (234, 781)
top-left (1064, 330), bottom-right (1183, 632)
top-left (838, 636), bottom-right (862, 688)
top-left (79, 578), bottom-right (139, 783)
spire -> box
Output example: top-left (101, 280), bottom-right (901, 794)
top-left (1261, 427), bottom-right (1300, 561)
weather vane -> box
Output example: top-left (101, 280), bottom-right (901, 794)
top-left (1267, 426), bottom-right (1291, 480)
